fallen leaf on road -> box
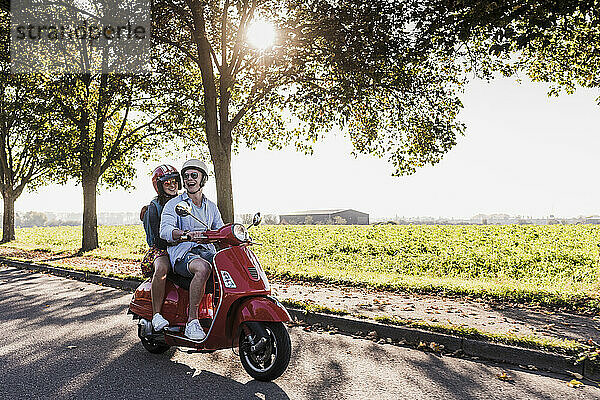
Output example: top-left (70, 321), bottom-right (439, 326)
top-left (429, 342), bottom-right (444, 352)
top-left (567, 379), bottom-right (583, 388)
top-left (496, 371), bottom-right (512, 382)
top-left (366, 330), bottom-right (378, 340)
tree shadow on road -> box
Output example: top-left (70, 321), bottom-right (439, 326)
top-left (0, 267), bottom-right (291, 400)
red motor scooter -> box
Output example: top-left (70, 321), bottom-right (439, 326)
top-left (128, 202), bottom-right (291, 381)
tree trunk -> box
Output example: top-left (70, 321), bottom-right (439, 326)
top-left (81, 176), bottom-right (99, 251)
top-left (1, 192), bottom-right (15, 243)
top-left (213, 154), bottom-right (234, 223)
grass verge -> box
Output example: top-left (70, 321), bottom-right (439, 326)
top-left (3, 224), bottom-right (600, 313)
top-left (281, 298), bottom-right (590, 357)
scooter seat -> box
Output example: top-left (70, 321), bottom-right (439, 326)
top-left (167, 271), bottom-right (192, 290)
top-left (166, 271), bottom-right (214, 293)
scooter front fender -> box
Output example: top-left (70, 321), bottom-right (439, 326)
top-left (229, 296), bottom-right (290, 338)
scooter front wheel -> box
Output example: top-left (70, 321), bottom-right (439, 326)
top-left (239, 322), bottom-right (291, 381)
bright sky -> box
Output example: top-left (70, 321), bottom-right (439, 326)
top-left (15, 76), bottom-right (600, 220)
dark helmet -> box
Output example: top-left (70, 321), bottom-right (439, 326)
top-left (181, 159), bottom-right (209, 188)
top-left (151, 164), bottom-right (182, 195)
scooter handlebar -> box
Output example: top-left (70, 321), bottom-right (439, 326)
top-left (179, 232), bottom-right (208, 243)
top-left (178, 225), bottom-right (262, 246)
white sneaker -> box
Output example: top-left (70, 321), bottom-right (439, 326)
top-left (152, 313), bottom-right (169, 331)
top-left (185, 319), bottom-right (206, 340)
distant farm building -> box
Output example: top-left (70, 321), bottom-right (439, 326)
top-left (279, 209), bottom-right (369, 225)
top-left (586, 216), bottom-right (600, 224)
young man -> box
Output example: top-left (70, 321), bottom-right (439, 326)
top-left (159, 159), bottom-right (224, 340)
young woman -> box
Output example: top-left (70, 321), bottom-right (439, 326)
top-left (140, 164), bottom-right (181, 331)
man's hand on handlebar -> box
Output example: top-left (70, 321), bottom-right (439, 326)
top-left (172, 229), bottom-right (204, 242)
top-left (187, 231), bottom-right (205, 241)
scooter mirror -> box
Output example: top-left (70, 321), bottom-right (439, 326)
top-left (252, 212), bottom-right (262, 227)
top-left (175, 202), bottom-right (192, 217)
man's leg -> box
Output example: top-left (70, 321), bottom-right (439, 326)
top-left (187, 258), bottom-right (211, 321)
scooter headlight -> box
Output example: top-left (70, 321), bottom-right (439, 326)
top-left (232, 223), bottom-right (248, 242)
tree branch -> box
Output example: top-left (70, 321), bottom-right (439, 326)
top-left (101, 93), bottom-right (133, 173)
top-left (99, 123), bottom-right (204, 175)
top-left (155, 36), bottom-right (201, 65)
top-left (99, 104), bottom-right (174, 173)
top-left (231, 80), bottom-right (278, 129)
top-left (222, 0), bottom-right (230, 70)
top-left (230, 0), bottom-right (255, 78)
top-left (161, 0), bottom-right (195, 32)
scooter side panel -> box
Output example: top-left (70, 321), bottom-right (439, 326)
top-left (129, 280), bottom-right (212, 324)
top-left (129, 280), bottom-right (153, 319)
top-left (214, 247), bottom-right (270, 294)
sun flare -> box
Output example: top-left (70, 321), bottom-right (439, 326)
top-left (246, 20), bottom-right (276, 50)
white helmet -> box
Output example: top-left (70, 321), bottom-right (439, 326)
top-left (181, 159), bottom-right (209, 188)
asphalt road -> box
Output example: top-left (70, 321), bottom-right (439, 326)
top-left (1, 266), bottom-right (598, 400)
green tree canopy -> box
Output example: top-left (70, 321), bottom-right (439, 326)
top-left (47, 69), bottom-right (190, 250)
top-left (33, 0), bottom-right (193, 251)
top-left (414, 1), bottom-right (600, 96)
top-left (0, 10), bottom-right (61, 242)
top-left (153, 0), bottom-right (466, 222)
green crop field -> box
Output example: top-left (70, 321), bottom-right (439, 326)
top-left (4, 224), bottom-right (600, 309)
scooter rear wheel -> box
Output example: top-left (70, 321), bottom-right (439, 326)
top-left (239, 322), bottom-right (291, 381)
top-left (138, 325), bottom-right (171, 354)
top-left (140, 337), bottom-right (171, 354)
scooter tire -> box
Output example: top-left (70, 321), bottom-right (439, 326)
top-left (140, 337), bottom-right (171, 354)
top-left (239, 322), bottom-right (291, 381)
top-left (137, 322), bottom-right (171, 354)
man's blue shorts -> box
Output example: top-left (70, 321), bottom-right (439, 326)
top-left (173, 246), bottom-right (215, 278)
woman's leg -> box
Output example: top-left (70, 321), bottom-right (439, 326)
top-left (151, 255), bottom-right (170, 316)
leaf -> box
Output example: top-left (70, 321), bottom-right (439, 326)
top-left (496, 371), bottom-right (512, 382)
top-left (429, 342), bottom-right (444, 352)
top-left (567, 379), bottom-right (583, 388)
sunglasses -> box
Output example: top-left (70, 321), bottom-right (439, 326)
top-left (183, 172), bottom-right (200, 180)
top-left (162, 178), bottom-right (178, 186)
